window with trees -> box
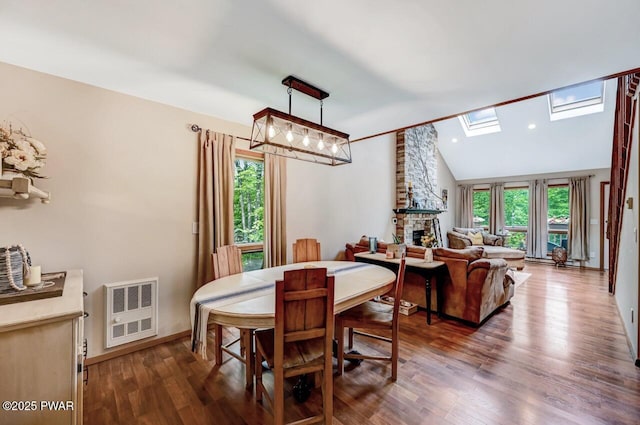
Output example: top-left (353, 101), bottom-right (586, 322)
top-left (473, 189), bottom-right (489, 229)
top-left (547, 185), bottom-right (569, 251)
top-left (233, 154), bottom-right (264, 271)
top-left (504, 187), bottom-right (529, 250)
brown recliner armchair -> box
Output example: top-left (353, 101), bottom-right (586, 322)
top-left (434, 246), bottom-right (513, 326)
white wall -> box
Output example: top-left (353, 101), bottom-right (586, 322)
top-left (614, 102), bottom-right (639, 358)
top-left (0, 62), bottom-right (251, 358)
top-left (436, 149), bottom-right (456, 246)
top-left (286, 134), bottom-right (396, 260)
top-left (457, 168), bottom-right (610, 268)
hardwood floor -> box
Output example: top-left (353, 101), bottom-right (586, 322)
top-left (84, 263), bottom-right (640, 424)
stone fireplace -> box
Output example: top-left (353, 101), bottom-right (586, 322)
top-left (394, 123), bottom-right (444, 246)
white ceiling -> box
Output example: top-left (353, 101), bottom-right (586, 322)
top-left (1, 0), bottom-right (639, 178)
top-left (434, 78), bottom-right (618, 181)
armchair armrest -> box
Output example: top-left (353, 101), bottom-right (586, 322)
top-left (467, 258), bottom-right (507, 272)
top-left (482, 233), bottom-right (504, 246)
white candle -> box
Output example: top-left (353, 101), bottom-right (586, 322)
top-left (25, 265), bottom-right (42, 286)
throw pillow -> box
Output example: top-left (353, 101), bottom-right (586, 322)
top-left (467, 231), bottom-right (484, 245)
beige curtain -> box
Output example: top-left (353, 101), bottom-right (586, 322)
top-left (196, 131), bottom-right (236, 288)
top-left (489, 183), bottom-right (505, 234)
top-left (264, 154), bottom-right (287, 267)
top-left (457, 185), bottom-right (474, 228)
top-left (526, 179), bottom-right (548, 258)
top-left (568, 176), bottom-right (589, 261)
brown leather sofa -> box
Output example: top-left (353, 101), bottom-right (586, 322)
top-left (433, 247), bottom-right (513, 325)
top-left (345, 237), bottom-right (514, 326)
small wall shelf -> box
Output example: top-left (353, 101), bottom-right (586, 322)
top-left (0, 176), bottom-right (50, 203)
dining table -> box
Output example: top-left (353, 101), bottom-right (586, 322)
top-left (190, 260), bottom-right (397, 388)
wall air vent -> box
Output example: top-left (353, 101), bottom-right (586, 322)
top-left (104, 277), bottom-right (158, 348)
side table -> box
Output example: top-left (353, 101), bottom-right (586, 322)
top-left (354, 252), bottom-right (448, 325)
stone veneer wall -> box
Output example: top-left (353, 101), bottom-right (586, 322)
top-left (405, 124), bottom-right (438, 206)
top-left (395, 124), bottom-right (442, 245)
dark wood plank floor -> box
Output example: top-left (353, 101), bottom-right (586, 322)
top-left (84, 263), bottom-right (640, 424)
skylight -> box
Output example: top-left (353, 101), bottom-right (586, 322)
top-left (548, 80), bottom-right (605, 121)
top-left (458, 107), bottom-right (501, 137)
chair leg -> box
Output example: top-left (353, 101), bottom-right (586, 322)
top-left (391, 323), bottom-right (398, 382)
top-left (336, 319), bottom-right (344, 376)
top-left (255, 346), bottom-right (263, 402)
top-left (214, 324), bottom-right (223, 365)
top-left (242, 329), bottom-right (254, 389)
top-left (348, 328), bottom-right (354, 349)
top-left (324, 360), bottom-right (333, 424)
top-left (274, 365), bottom-right (285, 425)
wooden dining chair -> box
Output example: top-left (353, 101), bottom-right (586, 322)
top-left (210, 245), bottom-right (254, 388)
top-left (211, 245), bottom-right (243, 280)
top-left (336, 255), bottom-right (406, 381)
top-left (292, 238), bottom-right (322, 263)
top-left (255, 268), bottom-right (335, 425)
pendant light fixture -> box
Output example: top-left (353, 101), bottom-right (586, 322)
top-left (249, 75), bottom-right (352, 166)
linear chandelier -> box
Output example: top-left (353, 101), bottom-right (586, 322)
top-left (249, 75), bottom-right (351, 166)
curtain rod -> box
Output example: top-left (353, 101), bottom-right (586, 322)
top-left (190, 124), bottom-right (252, 142)
top-left (456, 174), bottom-right (595, 187)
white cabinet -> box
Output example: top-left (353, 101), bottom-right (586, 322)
top-left (0, 270), bottom-right (84, 425)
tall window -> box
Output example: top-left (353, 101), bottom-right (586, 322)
top-left (233, 154), bottom-right (264, 271)
top-left (472, 189), bottom-right (489, 229)
top-left (547, 185), bottom-right (569, 251)
top-left (504, 188), bottom-right (529, 250)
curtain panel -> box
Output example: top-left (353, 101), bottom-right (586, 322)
top-left (526, 179), bottom-right (548, 258)
top-left (264, 154), bottom-right (287, 268)
top-left (457, 185), bottom-right (474, 228)
top-left (568, 176), bottom-right (590, 261)
top-left (196, 131), bottom-right (235, 288)
top-left (489, 183), bottom-right (505, 234)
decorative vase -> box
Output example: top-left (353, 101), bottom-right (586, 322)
top-left (424, 248), bottom-right (433, 263)
top-left (369, 237), bottom-right (378, 253)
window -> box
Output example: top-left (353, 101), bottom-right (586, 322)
top-left (458, 107), bottom-right (501, 137)
top-left (548, 80), bottom-right (605, 121)
top-left (233, 153), bottom-right (264, 271)
top-left (472, 189), bottom-right (489, 229)
top-left (547, 185), bottom-right (569, 252)
top-left (504, 188), bottom-right (529, 250)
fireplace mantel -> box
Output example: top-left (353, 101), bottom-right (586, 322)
top-left (393, 208), bottom-right (443, 215)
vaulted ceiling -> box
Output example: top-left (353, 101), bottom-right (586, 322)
top-left (1, 1), bottom-right (639, 178)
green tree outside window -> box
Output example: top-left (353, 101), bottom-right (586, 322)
top-left (233, 158), bottom-right (264, 271)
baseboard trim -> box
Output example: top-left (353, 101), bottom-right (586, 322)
top-left (86, 330), bottom-right (191, 366)
top-left (524, 258), bottom-right (602, 271)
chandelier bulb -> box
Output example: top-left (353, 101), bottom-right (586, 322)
top-left (331, 143), bottom-right (338, 154)
top-left (317, 137), bottom-right (324, 150)
top-left (303, 134), bottom-right (310, 146)
top-left (285, 124), bottom-right (294, 142)
top-left (268, 125), bottom-right (276, 139)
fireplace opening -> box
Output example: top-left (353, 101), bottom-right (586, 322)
top-left (412, 230), bottom-right (425, 246)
